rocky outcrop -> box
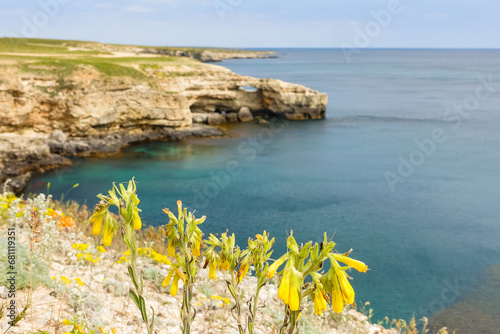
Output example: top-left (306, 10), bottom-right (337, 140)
top-left (0, 125), bottom-right (223, 193)
top-left (141, 48), bottom-right (278, 62)
top-left (0, 59), bottom-right (327, 192)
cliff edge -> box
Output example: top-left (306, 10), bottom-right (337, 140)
top-left (0, 38), bottom-right (328, 192)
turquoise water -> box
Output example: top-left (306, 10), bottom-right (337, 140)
top-left (25, 49), bottom-right (500, 324)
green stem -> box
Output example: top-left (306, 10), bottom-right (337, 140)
top-left (181, 245), bottom-right (194, 334)
top-left (229, 271), bottom-right (245, 334)
top-left (248, 282), bottom-right (263, 334)
top-left (129, 235), bottom-right (153, 334)
top-left (288, 310), bottom-right (299, 334)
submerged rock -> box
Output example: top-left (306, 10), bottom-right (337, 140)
top-left (429, 265), bottom-right (500, 334)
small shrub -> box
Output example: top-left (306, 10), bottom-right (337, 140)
top-left (0, 238), bottom-right (52, 290)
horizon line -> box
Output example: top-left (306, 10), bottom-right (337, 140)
top-left (2, 36), bottom-right (499, 51)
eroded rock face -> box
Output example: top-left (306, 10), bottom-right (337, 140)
top-left (0, 61), bottom-right (327, 191)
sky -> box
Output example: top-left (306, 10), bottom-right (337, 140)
top-left (1, 0), bottom-right (499, 48)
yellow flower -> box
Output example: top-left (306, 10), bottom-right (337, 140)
top-left (97, 246), bottom-right (107, 253)
top-left (278, 270), bottom-right (290, 304)
top-left (133, 209), bottom-right (141, 230)
top-left (266, 254), bottom-right (288, 279)
top-left (112, 328), bottom-right (116, 334)
top-left (331, 254), bottom-right (368, 273)
top-left (220, 260), bottom-right (230, 271)
top-left (162, 267), bottom-right (185, 295)
top-left (237, 262), bottom-right (249, 283)
top-left (191, 238), bottom-right (202, 257)
top-left (278, 267), bottom-right (303, 311)
top-left (62, 319), bottom-right (70, 325)
top-left (209, 261), bottom-right (217, 280)
top-left (331, 282), bottom-right (344, 313)
top-left (74, 278), bottom-right (84, 286)
top-left (337, 271), bottom-right (355, 304)
top-left (167, 240), bottom-right (176, 257)
top-left (162, 272), bottom-right (172, 288)
top-left (72, 243), bottom-right (89, 251)
top-left (102, 219), bottom-right (114, 247)
top-left (75, 324), bottom-right (85, 334)
top-left (99, 326), bottom-right (105, 334)
top-left (170, 275), bottom-right (180, 296)
top-left (312, 287), bottom-right (328, 316)
top-left (90, 204), bottom-right (108, 235)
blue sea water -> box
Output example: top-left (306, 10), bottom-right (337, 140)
top-left (25, 49), bottom-right (500, 324)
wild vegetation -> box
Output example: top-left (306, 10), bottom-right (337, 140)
top-left (0, 179), bottom-right (451, 333)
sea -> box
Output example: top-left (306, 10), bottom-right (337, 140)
top-left (25, 49), bottom-right (500, 329)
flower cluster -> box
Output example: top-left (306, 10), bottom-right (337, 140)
top-left (76, 252), bottom-right (100, 264)
top-left (118, 247), bottom-right (172, 265)
top-left (72, 243), bottom-right (101, 264)
top-left (0, 193), bottom-right (18, 219)
top-left (162, 263), bottom-right (185, 296)
top-left (61, 318), bottom-right (115, 334)
top-left (0, 192), bottom-right (23, 222)
top-left (89, 179), bottom-right (142, 247)
top-left (266, 231), bottom-right (368, 325)
top-left (89, 179), bottom-right (156, 334)
top-left (204, 232), bottom-right (243, 281)
top-left (164, 201), bottom-right (204, 258)
top-left (211, 295), bottom-right (231, 307)
top-left (52, 276), bottom-right (85, 286)
top-left (48, 208), bottom-right (76, 231)
top-left (162, 201), bottom-right (205, 333)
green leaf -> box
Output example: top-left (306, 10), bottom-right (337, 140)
top-left (129, 289), bottom-right (141, 310)
top-left (128, 265), bottom-right (139, 291)
top-left (149, 306), bottom-right (155, 332)
top-left (139, 295), bottom-right (148, 323)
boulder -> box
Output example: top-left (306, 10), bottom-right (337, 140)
top-left (192, 113), bottom-right (210, 124)
top-left (225, 113), bottom-right (239, 123)
top-left (238, 107), bottom-right (254, 122)
top-left (207, 113), bottom-right (225, 125)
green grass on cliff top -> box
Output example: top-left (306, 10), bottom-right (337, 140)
top-left (0, 38), bottom-right (213, 80)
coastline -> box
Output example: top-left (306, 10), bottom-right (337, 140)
top-left (0, 38), bottom-right (328, 193)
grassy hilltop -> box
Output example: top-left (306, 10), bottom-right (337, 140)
top-left (0, 37), bottom-right (275, 81)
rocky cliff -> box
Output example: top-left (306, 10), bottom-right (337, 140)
top-left (0, 42), bottom-right (327, 192)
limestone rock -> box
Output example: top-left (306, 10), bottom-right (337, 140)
top-left (238, 107), bottom-right (254, 122)
top-left (49, 130), bottom-right (67, 143)
top-left (225, 113), bottom-right (239, 123)
top-left (192, 113), bottom-right (210, 124)
top-left (208, 113), bottom-right (225, 125)
top-left (0, 58), bottom-right (327, 191)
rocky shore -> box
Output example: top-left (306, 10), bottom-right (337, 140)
top-left (0, 39), bottom-right (328, 193)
